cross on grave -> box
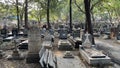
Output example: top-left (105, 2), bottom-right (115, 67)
top-left (82, 32), bottom-right (92, 48)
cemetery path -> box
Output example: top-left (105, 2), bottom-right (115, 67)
top-left (95, 38), bottom-right (120, 66)
top-left (95, 38), bottom-right (120, 51)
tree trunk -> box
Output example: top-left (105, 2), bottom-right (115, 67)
top-left (91, 11), bottom-right (95, 23)
top-left (25, 0), bottom-right (28, 29)
top-left (69, 0), bottom-right (72, 33)
top-left (84, 0), bottom-right (95, 44)
top-left (47, 0), bottom-right (51, 29)
top-left (16, 0), bottom-right (20, 31)
top-left (108, 11), bottom-right (112, 24)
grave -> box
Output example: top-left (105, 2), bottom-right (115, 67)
top-left (41, 28), bottom-right (46, 38)
top-left (58, 28), bottom-right (68, 39)
top-left (39, 49), bottom-right (57, 68)
top-left (56, 51), bottom-right (82, 68)
top-left (69, 37), bottom-right (82, 48)
top-left (82, 32), bottom-right (92, 48)
top-left (7, 40), bottom-right (24, 60)
top-left (23, 29), bottom-right (28, 37)
top-left (82, 32), bottom-right (93, 46)
top-left (26, 23), bottom-right (41, 63)
top-left (58, 40), bottom-right (74, 51)
top-left (117, 34), bottom-right (120, 43)
top-left (0, 50), bottom-right (5, 59)
top-left (44, 32), bottom-right (53, 42)
top-left (79, 32), bottom-right (111, 66)
top-left (49, 28), bottom-right (54, 35)
top-left (72, 28), bottom-right (80, 38)
top-left (69, 28), bottom-right (82, 48)
top-left (3, 36), bottom-right (14, 42)
top-left (12, 28), bottom-right (19, 36)
top-left (18, 40), bottom-right (28, 50)
top-left (1, 27), bottom-right (8, 38)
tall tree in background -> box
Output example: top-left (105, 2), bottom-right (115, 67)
top-left (69, 0), bottom-right (72, 33)
top-left (25, 0), bottom-right (28, 29)
top-left (16, 0), bottom-right (20, 31)
top-left (47, 0), bottom-right (51, 29)
top-left (84, 0), bottom-right (95, 44)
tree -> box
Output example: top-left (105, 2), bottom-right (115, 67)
top-left (69, 0), bottom-right (72, 33)
top-left (84, 0), bottom-right (95, 44)
top-left (47, 0), bottom-right (51, 29)
top-left (16, 0), bottom-right (20, 31)
top-left (25, 0), bottom-right (28, 29)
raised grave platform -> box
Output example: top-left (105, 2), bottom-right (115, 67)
top-left (58, 40), bottom-right (74, 51)
top-left (79, 48), bottom-right (111, 65)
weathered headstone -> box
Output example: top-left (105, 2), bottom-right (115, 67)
top-left (117, 34), bottom-right (120, 40)
top-left (0, 50), bottom-right (5, 59)
top-left (58, 28), bottom-right (68, 39)
top-left (72, 28), bottom-right (80, 38)
top-left (49, 29), bottom-right (54, 35)
top-left (26, 26), bottom-right (41, 63)
top-left (12, 28), bottom-right (18, 36)
top-left (1, 27), bottom-right (7, 38)
top-left (82, 32), bottom-right (92, 48)
top-left (23, 29), bottom-right (28, 37)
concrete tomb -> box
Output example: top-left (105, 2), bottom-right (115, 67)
top-left (72, 28), bottom-right (80, 38)
top-left (80, 32), bottom-right (111, 66)
top-left (26, 25), bottom-right (41, 63)
top-left (58, 28), bottom-right (68, 39)
top-left (7, 40), bottom-right (24, 60)
top-left (56, 51), bottom-right (81, 68)
top-left (39, 49), bottom-right (57, 68)
top-left (58, 40), bottom-right (74, 51)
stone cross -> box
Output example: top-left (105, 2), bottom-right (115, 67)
top-left (82, 32), bottom-right (92, 48)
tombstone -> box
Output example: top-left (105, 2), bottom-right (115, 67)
top-left (58, 28), bottom-right (68, 39)
top-left (12, 28), bottom-right (18, 36)
top-left (72, 28), bottom-right (80, 38)
top-left (41, 28), bottom-right (46, 38)
top-left (82, 32), bottom-right (92, 48)
top-left (23, 29), bottom-right (28, 37)
top-left (1, 27), bottom-right (7, 38)
top-left (0, 37), bottom-right (3, 44)
top-left (117, 35), bottom-right (120, 40)
top-left (0, 50), bottom-right (5, 59)
top-left (116, 34), bottom-right (120, 43)
top-left (49, 29), bottom-right (54, 35)
top-left (44, 32), bottom-right (52, 42)
top-left (26, 25), bottom-right (41, 63)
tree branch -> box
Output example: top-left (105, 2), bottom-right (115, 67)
top-left (90, 0), bottom-right (103, 11)
top-left (74, 0), bottom-right (85, 13)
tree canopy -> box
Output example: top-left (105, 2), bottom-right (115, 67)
top-left (0, 0), bottom-right (120, 24)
